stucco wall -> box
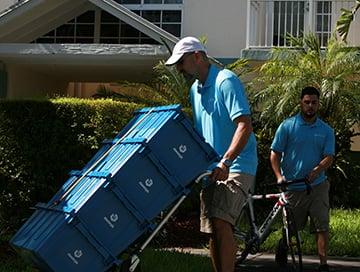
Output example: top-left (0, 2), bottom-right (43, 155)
top-left (6, 63), bottom-right (68, 98)
top-left (67, 82), bottom-right (107, 98)
top-left (347, 18), bottom-right (360, 45)
top-left (351, 124), bottom-right (360, 152)
top-left (182, 0), bottom-right (246, 59)
top-left (0, 0), bottom-right (17, 12)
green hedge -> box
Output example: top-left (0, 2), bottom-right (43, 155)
top-left (0, 98), bottom-right (145, 231)
top-left (1, 97), bottom-right (359, 237)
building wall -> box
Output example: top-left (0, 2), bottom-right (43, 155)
top-left (347, 17), bottom-right (360, 45)
top-left (331, 0), bottom-right (360, 46)
top-left (351, 124), bottom-right (360, 152)
top-left (0, 0), bottom-right (18, 12)
top-left (183, 0), bottom-right (246, 59)
top-left (6, 63), bottom-right (67, 98)
top-left (67, 82), bottom-right (108, 98)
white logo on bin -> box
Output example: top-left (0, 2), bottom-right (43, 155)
top-left (173, 144), bottom-right (187, 159)
top-left (67, 249), bottom-right (83, 265)
top-left (74, 250), bottom-right (83, 258)
top-left (110, 213), bottom-right (118, 222)
top-left (139, 178), bottom-right (153, 194)
top-left (104, 213), bottom-right (119, 229)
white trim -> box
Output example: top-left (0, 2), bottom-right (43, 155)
top-left (123, 4), bottom-right (183, 10)
top-left (0, 43), bottom-right (169, 64)
top-left (246, 0), bottom-right (250, 49)
top-left (308, 0), bottom-right (314, 33)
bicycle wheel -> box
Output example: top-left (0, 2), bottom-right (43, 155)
top-left (283, 207), bottom-right (303, 272)
top-left (234, 207), bottom-right (258, 265)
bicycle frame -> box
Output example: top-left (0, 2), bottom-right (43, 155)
top-left (236, 180), bottom-right (305, 272)
top-left (197, 172), bottom-right (303, 271)
top-left (238, 190), bottom-right (289, 245)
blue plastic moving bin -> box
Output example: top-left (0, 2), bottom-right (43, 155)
top-left (11, 105), bottom-right (219, 272)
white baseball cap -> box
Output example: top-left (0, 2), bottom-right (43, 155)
top-left (165, 36), bottom-right (207, 65)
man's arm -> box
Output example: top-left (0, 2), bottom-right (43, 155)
top-left (270, 150), bottom-right (284, 183)
top-left (307, 128), bottom-right (335, 182)
top-left (210, 115), bottom-right (253, 181)
top-left (306, 155), bottom-right (334, 182)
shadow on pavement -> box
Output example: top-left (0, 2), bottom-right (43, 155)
top-left (236, 253), bottom-right (360, 272)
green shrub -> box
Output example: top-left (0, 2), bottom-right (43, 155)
top-left (0, 98), bottom-right (145, 232)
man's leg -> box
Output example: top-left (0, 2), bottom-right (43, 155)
top-left (316, 231), bottom-right (329, 265)
top-left (209, 236), bottom-right (219, 272)
top-left (211, 217), bottom-right (237, 272)
top-left (200, 173), bottom-right (254, 271)
top-left (309, 181), bottom-right (330, 269)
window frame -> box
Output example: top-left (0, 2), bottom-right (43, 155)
top-left (314, 0), bottom-right (332, 47)
top-left (34, 1), bottom-right (183, 44)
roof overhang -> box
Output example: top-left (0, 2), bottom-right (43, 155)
top-left (0, 0), bottom-right (179, 48)
top-left (0, 43), bottom-right (170, 82)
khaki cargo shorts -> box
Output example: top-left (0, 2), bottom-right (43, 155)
top-left (287, 180), bottom-right (330, 233)
top-left (200, 172), bottom-right (255, 234)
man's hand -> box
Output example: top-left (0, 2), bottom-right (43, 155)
top-left (277, 176), bottom-right (285, 184)
top-left (306, 170), bottom-right (319, 183)
top-left (307, 155), bottom-right (334, 183)
top-left (210, 162), bottom-right (229, 182)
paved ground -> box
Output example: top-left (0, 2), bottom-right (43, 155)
top-left (165, 248), bottom-right (360, 272)
top-left (237, 253), bottom-right (360, 271)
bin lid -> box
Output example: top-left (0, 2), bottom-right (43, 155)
top-left (114, 104), bottom-right (182, 143)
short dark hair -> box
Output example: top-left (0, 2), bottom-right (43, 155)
top-left (301, 86), bottom-right (320, 99)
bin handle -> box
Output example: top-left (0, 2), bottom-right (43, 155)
top-left (194, 171), bottom-right (212, 184)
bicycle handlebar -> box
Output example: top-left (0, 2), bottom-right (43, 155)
top-left (194, 171), bottom-right (212, 184)
top-left (270, 178), bottom-right (312, 194)
top-left (195, 173), bottom-right (312, 195)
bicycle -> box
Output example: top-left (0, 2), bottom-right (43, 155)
top-left (234, 179), bottom-right (311, 272)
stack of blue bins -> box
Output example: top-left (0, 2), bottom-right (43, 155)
top-left (11, 104), bottom-right (219, 272)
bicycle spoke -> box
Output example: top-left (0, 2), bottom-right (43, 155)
top-left (234, 208), bottom-right (256, 266)
top-left (285, 208), bottom-right (303, 272)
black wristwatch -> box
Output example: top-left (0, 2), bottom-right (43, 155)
top-left (220, 158), bottom-right (233, 168)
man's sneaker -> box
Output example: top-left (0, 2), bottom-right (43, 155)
top-left (275, 238), bottom-right (288, 266)
top-left (318, 264), bottom-right (330, 272)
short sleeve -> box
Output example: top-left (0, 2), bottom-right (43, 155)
top-left (324, 127), bottom-right (335, 156)
top-left (271, 121), bottom-right (287, 153)
top-left (218, 77), bottom-right (251, 121)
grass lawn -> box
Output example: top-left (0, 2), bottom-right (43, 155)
top-left (0, 249), bottom-right (212, 272)
top-left (263, 209), bottom-right (360, 256)
top-left (1, 208), bottom-right (359, 271)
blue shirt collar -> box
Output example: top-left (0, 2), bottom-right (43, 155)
top-left (197, 64), bottom-right (218, 93)
top-left (296, 113), bottom-right (319, 127)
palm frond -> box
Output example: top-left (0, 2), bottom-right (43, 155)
top-left (336, 0), bottom-right (360, 42)
top-left (252, 32), bottom-right (359, 133)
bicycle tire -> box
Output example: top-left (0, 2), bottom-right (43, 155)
top-left (234, 207), bottom-right (258, 266)
top-left (283, 207), bottom-right (303, 272)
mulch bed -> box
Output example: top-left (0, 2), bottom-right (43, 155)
top-left (151, 212), bottom-right (209, 248)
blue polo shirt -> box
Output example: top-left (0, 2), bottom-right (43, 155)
top-left (271, 113), bottom-right (335, 190)
top-left (190, 65), bottom-right (257, 176)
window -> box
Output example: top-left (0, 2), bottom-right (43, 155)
top-left (100, 9), bottom-right (181, 44)
top-left (33, 0), bottom-right (183, 44)
top-left (33, 11), bottom-right (95, 43)
top-left (272, 1), bottom-right (331, 47)
top-left (273, 1), bottom-right (305, 46)
top-left (315, 1), bottom-right (332, 47)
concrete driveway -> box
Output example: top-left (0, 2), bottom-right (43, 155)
top-left (236, 253), bottom-right (360, 272)
top-left (166, 248), bottom-right (360, 272)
